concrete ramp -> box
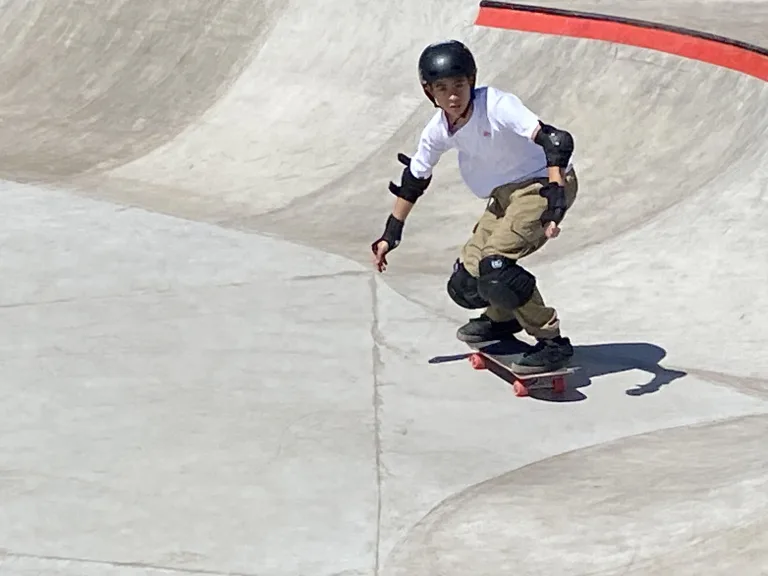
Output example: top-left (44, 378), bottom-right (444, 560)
top-left (0, 0), bottom-right (285, 180)
top-left (0, 1), bottom-right (767, 575)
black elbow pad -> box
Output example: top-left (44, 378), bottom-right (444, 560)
top-left (388, 152), bottom-right (432, 203)
top-left (534, 122), bottom-right (574, 168)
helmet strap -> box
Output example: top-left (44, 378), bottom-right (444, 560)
top-left (422, 75), bottom-right (477, 132)
top-left (447, 79), bottom-right (476, 133)
top-left (446, 100), bottom-right (474, 133)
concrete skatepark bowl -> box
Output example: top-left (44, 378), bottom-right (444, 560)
top-left (0, 1), bottom-right (766, 574)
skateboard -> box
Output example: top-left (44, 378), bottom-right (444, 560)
top-left (467, 342), bottom-right (579, 397)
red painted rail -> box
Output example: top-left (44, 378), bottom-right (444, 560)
top-left (476, 1), bottom-right (768, 81)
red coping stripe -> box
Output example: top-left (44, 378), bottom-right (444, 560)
top-left (475, 1), bottom-right (768, 82)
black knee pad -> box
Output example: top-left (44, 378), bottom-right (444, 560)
top-left (477, 255), bottom-right (536, 310)
top-left (447, 259), bottom-right (488, 309)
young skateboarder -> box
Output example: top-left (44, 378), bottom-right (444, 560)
top-left (371, 40), bottom-right (579, 373)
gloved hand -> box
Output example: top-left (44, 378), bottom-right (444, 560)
top-left (539, 181), bottom-right (568, 239)
top-left (539, 182), bottom-right (567, 225)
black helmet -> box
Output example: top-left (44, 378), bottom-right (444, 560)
top-left (418, 40), bottom-right (477, 86)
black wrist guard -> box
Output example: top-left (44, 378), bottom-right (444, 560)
top-left (539, 182), bottom-right (568, 225)
top-left (371, 214), bottom-right (404, 254)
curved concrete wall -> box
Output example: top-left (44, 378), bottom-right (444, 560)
top-left (0, 1), bottom-right (766, 575)
top-left (0, 0), bottom-right (284, 180)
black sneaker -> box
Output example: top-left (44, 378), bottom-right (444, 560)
top-left (510, 336), bottom-right (574, 374)
top-left (456, 313), bottom-right (523, 343)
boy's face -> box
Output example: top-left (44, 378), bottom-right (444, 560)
top-left (427, 75), bottom-right (472, 117)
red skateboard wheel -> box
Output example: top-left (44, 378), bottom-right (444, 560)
top-left (513, 380), bottom-right (528, 397)
top-left (469, 353), bottom-right (486, 370)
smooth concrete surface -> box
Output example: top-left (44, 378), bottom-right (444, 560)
top-left (383, 414), bottom-right (768, 575)
top-left (0, 1), bottom-right (766, 575)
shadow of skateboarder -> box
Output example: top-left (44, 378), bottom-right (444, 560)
top-left (429, 340), bottom-right (687, 402)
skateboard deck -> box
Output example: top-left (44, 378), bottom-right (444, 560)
top-left (466, 341), bottom-right (579, 397)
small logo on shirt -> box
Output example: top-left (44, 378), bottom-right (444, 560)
top-left (483, 131), bottom-right (491, 137)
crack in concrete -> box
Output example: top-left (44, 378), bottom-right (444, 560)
top-left (0, 280), bottom-right (257, 310)
top-left (0, 550), bottom-right (256, 576)
top-left (368, 272), bottom-right (384, 576)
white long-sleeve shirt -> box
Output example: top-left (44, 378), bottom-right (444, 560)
top-left (409, 85), bottom-right (573, 199)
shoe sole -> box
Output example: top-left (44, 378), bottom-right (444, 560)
top-left (457, 334), bottom-right (526, 344)
top-left (457, 330), bottom-right (525, 344)
top-left (510, 363), bottom-right (567, 375)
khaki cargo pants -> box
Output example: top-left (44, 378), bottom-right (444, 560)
top-left (459, 169), bottom-right (578, 339)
